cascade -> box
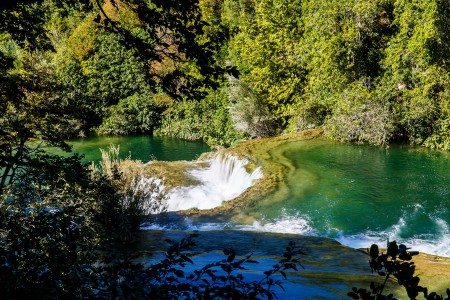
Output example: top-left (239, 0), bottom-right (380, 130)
top-left (140, 136), bottom-right (450, 258)
top-left (165, 154), bottom-right (262, 211)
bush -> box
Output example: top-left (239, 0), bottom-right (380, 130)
top-left (157, 88), bottom-right (246, 147)
top-left (325, 81), bottom-right (395, 146)
top-left (97, 93), bottom-right (163, 135)
top-left (0, 145), bottom-right (160, 299)
top-left (89, 145), bottom-right (168, 219)
top-left (424, 117), bottom-right (450, 151)
top-left (349, 241), bottom-right (450, 300)
top-left (227, 76), bottom-right (279, 138)
top-left (0, 183), bottom-right (97, 299)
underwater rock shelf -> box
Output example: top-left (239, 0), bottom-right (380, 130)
top-left (139, 230), bottom-right (450, 298)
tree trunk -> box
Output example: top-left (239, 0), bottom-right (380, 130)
top-left (0, 136), bottom-right (27, 189)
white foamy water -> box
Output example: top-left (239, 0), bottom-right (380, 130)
top-left (235, 214), bottom-right (316, 235)
top-left (141, 216), bottom-right (315, 235)
top-left (127, 176), bottom-right (167, 214)
top-left (243, 215), bottom-right (450, 258)
top-left (165, 154), bottom-right (262, 211)
top-left (336, 214), bottom-right (450, 258)
top-left (142, 212), bottom-right (450, 258)
top-left (141, 219), bottom-right (227, 231)
top-left (242, 219), bottom-right (312, 234)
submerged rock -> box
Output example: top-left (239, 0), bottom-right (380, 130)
top-left (138, 230), bottom-right (450, 299)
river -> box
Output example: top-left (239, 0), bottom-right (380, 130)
top-left (241, 138), bottom-right (450, 258)
top-left (68, 135), bottom-right (450, 258)
top-left (54, 135), bottom-right (210, 162)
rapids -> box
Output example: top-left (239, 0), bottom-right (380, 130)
top-left (142, 136), bottom-right (450, 258)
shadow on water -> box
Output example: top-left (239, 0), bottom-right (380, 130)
top-left (137, 229), bottom-right (404, 299)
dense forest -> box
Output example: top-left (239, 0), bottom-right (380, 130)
top-left (1, 0), bottom-right (449, 298)
top-left (2, 0), bottom-right (449, 152)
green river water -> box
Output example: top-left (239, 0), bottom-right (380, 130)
top-left (240, 138), bottom-right (450, 257)
top-left (68, 135), bottom-right (450, 258)
top-left (54, 135), bottom-right (210, 162)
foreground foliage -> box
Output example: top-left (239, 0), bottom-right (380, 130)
top-left (94, 236), bottom-right (305, 299)
top-left (349, 241), bottom-right (450, 300)
top-left (0, 181), bottom-right (305, 299)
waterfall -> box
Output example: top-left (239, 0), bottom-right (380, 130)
top-left (127, 177), bottom-right (167, 214)
top-left (165, 154), bottom-right (262, 211)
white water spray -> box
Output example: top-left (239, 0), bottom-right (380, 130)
top-left (165, 154), bottom-right (262, 211)
top-left (335, 209), bottom-right (450, 258)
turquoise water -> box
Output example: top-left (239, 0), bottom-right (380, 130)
top-left (144, 138), bottom-right (450, 257)
top-left (69, 135), bottom-right (449, 257)
top-left (241, 139), bottom-right (450, 256)
top-left (52, 135), bottom-right (210, 163)
top-left (138, 137), bottom-right (450, 296)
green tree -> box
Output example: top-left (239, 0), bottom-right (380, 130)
top-left (299, 0), bottom-right (394, 130)
top-left (0, 0), bottom-right (95, 188)
top-left (157, 87), bottom-right (245, 147)
top-left (380, 0), bottom-right (450, 148)
top-left (91, 0), bottom-right (227, 100)
top-left (227, 0), bottom-right (305, 130)
top-left (0, 40), bottom-right (80, 188)
top-left (58, 29), bottom-right (152, 128)
top-left (97, 92), bottom-right (164, 135)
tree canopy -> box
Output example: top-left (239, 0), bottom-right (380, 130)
top-left (3, 0), bottom-right (449, 150)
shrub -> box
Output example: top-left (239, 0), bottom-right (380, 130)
top-left (349, 241), bottom-right (450, 300)
top-left (424, 117), bottom-right (450, 151)
top-left (0, 183), bottom-right (97, 299)
top-left (325, 81), bottom-right (395, 146)
top-left (227, 76), bottom-right (279, 138)
top-left (97, 93), bottom-right (163, 135)
top-left (157, 88), bottom-right (245, 147)
top-left (89, 144), bottom-right (168, 218)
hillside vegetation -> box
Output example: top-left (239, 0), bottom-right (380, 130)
top-left (1, 0), bottom-right (449, 150)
